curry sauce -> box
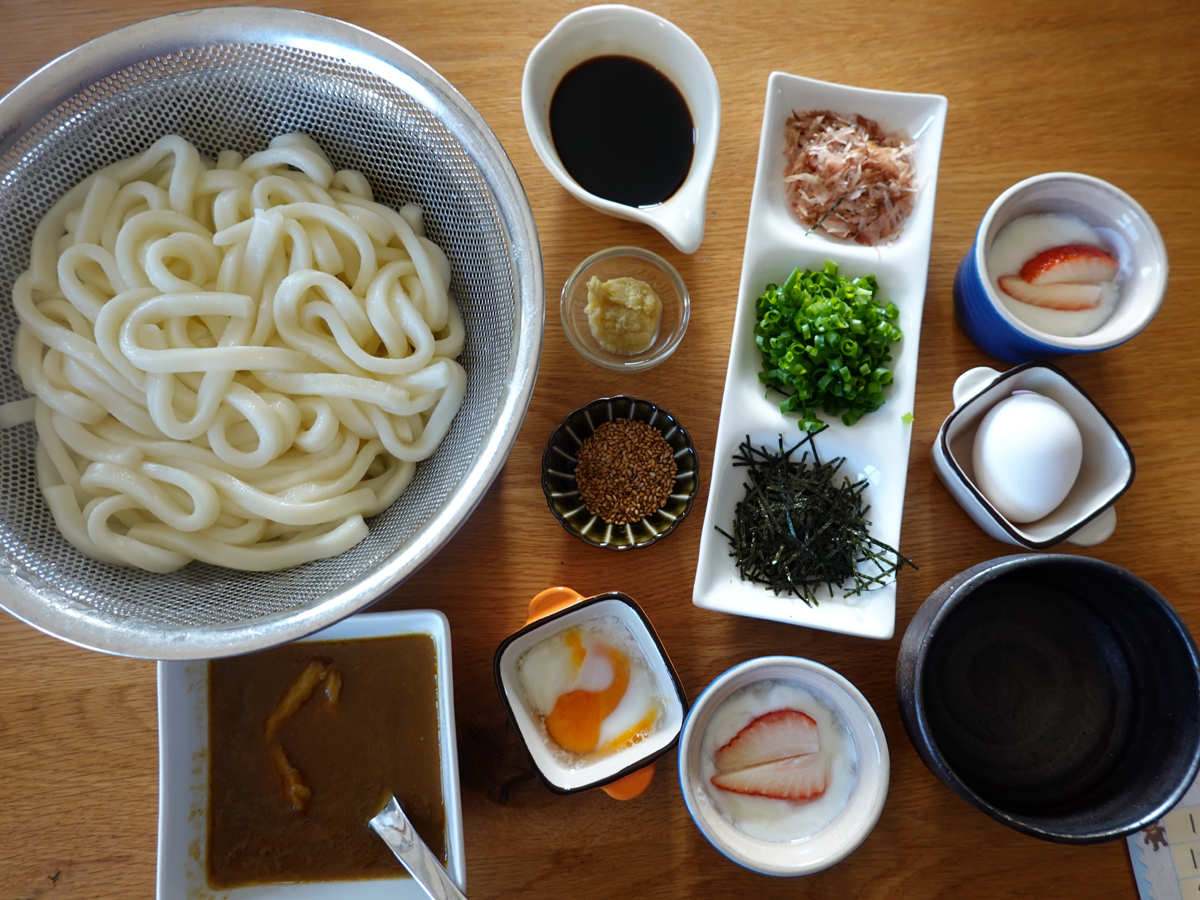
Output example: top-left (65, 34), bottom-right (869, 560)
top-left (207, 634), bottom-right (444, 887)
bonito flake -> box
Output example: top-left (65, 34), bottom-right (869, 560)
top-left (782, 110), bottom-right (917, 246)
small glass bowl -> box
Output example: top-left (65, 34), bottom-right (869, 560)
top-left (560, 246), bottom-right (690, 372)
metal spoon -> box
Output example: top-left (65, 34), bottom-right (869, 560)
top-left (368, 795), bottom-right (467, 900)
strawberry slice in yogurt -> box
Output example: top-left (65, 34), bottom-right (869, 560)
top-left (1021, 243), bottom-right (1119, 285)
top-left (711, 708), bottom-right (828, 800)
top-left (988, 213), bottom-right (1123, 337)
top-left (699, 681), bottom-right (857, 842)
top-left (713, 708), bottom-right (821, 772)
top-left (997, 275), bottom-right (1105, 311)
top-left (711, 749), bottom-right (829, 800)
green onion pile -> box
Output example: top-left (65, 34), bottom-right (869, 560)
top-left (717, 431), bottom-right (915, 606)
top-left (755, 261), bottom-right (902, 431)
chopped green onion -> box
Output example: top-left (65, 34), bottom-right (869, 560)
top-left (754, 263), bottom-right (902, 429)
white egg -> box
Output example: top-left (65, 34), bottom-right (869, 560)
top-left (517, 632), bottom-right (583, 715)
top-left (971, 391), bottom-right (1083, 523)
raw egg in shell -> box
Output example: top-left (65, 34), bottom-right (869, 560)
top-left (971, 391), bottom-right (1083, 523)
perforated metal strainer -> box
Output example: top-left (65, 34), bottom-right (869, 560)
top-left (0, 8), bottom-right (543, 659)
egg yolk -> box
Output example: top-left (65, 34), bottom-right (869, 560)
top-left (603, 712), bottom-right (658, 753)
top-left (544, 641), bottom-right (630, 754)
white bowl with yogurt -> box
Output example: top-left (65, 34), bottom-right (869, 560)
top-left (678, 657), bottom-right (889, 876)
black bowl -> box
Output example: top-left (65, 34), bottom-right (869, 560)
top-left (541, 396), bottom-right (698, 550)
top-left (897, 554), bottom-right (1200, 843)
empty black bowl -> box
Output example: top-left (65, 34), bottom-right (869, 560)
top-left (897, 554), bottom-right (1200, 843)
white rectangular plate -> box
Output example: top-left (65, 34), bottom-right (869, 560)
top-left (692, 72), bottom-right (948, 640)
top-left (156, 610), bottom-right (465, 900)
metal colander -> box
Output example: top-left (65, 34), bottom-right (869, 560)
top-left (0, 8), bottom-right (543, 659)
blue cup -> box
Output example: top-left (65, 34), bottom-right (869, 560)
top-left (953, 172), bottom-right (1167, 364)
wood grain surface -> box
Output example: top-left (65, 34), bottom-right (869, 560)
top-left (1, 0), bottom-right (1198, 897)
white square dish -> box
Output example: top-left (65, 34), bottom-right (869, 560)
top-left (933, 363), bottom-right (1134, 548)
top-left (494, 592), bottom-right (688, 793)
top-left (692, 72), bottom-right (948, 640)
top-left (156, 610), bottom-right (465, 900)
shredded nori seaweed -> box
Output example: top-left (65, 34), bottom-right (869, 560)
top-left (716, 429), bottom-right (916, 606)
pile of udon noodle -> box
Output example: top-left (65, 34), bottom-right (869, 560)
top-left (11, 133), bottom-right (467, 573)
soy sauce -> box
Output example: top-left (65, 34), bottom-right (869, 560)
top-left (549, 55), bottom-right (695, 208)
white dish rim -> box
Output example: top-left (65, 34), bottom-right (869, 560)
top-left (494, 592), bottom-right (688, 792)
top-left (677, 655), bottom-right (890, 876)
top-left (691, 71), bottom-right (948, 640)
top-left (155, 609), bottom-right (465, 900)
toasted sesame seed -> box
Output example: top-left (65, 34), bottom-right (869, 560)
top-left (574, 418), bottom-right (677, 525)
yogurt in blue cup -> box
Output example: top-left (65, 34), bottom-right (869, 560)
top-left (953, 172), bottom-right (1167, 363)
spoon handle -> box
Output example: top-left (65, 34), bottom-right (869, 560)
top-left (368, 796), bottom-right (467, 900)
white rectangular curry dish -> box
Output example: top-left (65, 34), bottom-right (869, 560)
top-left (156, 609), bottom-right (465, 900)
top-left (692, 72), bottom-right (948, 640)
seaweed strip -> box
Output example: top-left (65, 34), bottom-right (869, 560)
top-left (715, 428), bottom-right (916, 606)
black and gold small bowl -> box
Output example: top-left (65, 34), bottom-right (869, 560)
top-left (541, 396), bottom-right (698, 550)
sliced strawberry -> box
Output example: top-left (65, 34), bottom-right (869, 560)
top-left (1020, 244), bottom-right (1118, 285)
top-left (713, 709), bottom-right (820, 773)
top-left (711, 750), bottom-right (828, 800)
top-left (998, 275), bottom-right (1102, 310)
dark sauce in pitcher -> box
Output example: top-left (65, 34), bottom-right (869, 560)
top-left (549, 55), bottom-right (695, 207)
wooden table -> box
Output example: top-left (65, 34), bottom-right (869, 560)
top-left (2, 1), bottom-right (1197, 897)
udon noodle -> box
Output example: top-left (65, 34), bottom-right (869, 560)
top-left (10, 133), bottom-right (467, 572)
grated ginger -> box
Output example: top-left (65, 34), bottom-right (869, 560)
top-left (585, 276), bottom-right (663, 354)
